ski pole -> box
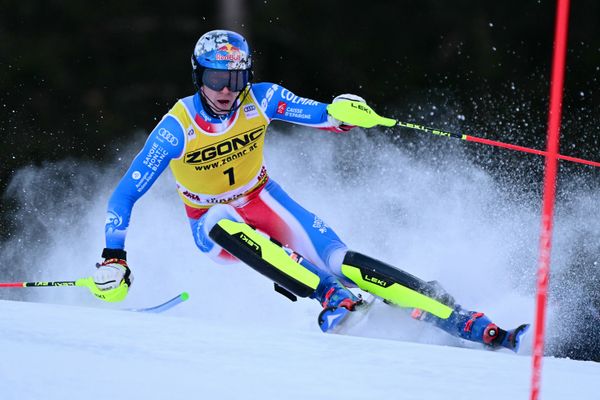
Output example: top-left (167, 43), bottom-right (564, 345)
top-left (394, 121), bottom-right (600, 168)
top-left (0, 278), bottom-right (93, 288)
top-left (327, 101), bottom-right (600, 169)
top-left (1, 278), bottom-right (190, 312)
top-left (0, 277), bottom-right (127, 302)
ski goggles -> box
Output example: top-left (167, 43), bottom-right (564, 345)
top-left (201, 69), bottom-right (251, 92)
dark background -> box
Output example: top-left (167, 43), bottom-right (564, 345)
top-left (1, 1), bottom-right (599, 360)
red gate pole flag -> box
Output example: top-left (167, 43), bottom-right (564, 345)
top-left (530, 0), bottom-right (570, 399)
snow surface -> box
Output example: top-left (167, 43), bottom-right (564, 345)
top-left (1, 299), bottom-right (598, 400)
top-left (3, 126), bottom-right (600, 398)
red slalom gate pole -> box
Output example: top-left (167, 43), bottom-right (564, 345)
top-left (531, 1), bottom-right (570, 399)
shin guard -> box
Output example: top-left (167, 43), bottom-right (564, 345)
top-left (341, 251), bottom-right (453, 319)
top-left (209, 219), bottom-right (320, 298)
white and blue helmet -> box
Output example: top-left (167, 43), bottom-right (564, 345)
top-left (192, 30), bottom-right (251, 70)
top-left (191, 30), bottom-right (253, 92)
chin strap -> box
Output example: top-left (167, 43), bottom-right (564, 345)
top-left (199, 85), bottom-right (252, 119)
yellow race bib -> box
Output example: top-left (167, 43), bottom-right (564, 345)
top-left (167, 92), bottom-right (270, 207)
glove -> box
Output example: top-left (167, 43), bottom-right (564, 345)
top-left (91, 248), bottom-right (133, 302)
top-left (327, 93), bottom-right (367, 132)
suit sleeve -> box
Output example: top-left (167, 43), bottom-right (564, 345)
top-left (251, 82), bottom-right (338, 129)
top-left (104, 115), bottom-right (185, 250)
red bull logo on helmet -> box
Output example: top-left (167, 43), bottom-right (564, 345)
top-left (215, 44), bottom-right (244, 62)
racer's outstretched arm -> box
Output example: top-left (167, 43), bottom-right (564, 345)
top-left (251, 83), bottom-right (361, 132)
top-left (105, 116), bottom-right (184, 250)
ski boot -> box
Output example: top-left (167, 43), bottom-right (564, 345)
top-left (316, 278), bottom-right (362, 332)
top-left (494, 323), bottom-right (531, 352)
top-left (457, 312), bottom-right (530, 352)
top-left (416, 307), bottom-right (530, 352)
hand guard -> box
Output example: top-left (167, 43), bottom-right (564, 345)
top-left (91, 248), bottom-right (133, 302)
top-left (327, 93), bottom-right (367, 132)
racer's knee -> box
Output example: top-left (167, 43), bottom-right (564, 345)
top-left (191, 204), bottom-right (244, 264)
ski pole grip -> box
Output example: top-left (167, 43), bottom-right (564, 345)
top-left (326, 100), bottom-right (397, 128)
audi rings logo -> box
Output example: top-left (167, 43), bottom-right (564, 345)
top-left (158, 128), bottom-right (179, 146)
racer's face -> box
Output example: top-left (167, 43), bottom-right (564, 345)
top-left (201, 85), bottom-right (239, 115)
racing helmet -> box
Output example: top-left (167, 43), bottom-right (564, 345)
top-left (191, 30), bottom-right (253, 93)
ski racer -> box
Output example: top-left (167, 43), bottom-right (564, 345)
top-left (92, 29), bottom-right (528, 351)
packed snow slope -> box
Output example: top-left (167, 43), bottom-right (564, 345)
top-left (1, 298), bottom-right (598, 400)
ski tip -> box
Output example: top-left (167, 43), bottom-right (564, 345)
top-left (126, 292), bottom-right (190, 313)
top-left (516, 323), bottom-right (530, 337)
top-left (509, 323), bottom-right (531, 353)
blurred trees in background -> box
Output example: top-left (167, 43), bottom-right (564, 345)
top-left (2, 0), bottom-right (599, 185)
top-left (0, 0), bottom-right (600, 176)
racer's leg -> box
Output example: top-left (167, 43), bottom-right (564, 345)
top-left (186, 180), bottom-right (358, 311)
top-left (187, 204), bottom-right (244, 264)
top-left (207, 218), bottom-right (360, 310)
top-left (227, 179), bottom-right (360, 308)
top-left (340, 251), bottom-right (526, 348)
top-left (236, 179), bottom-right (348, 277)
